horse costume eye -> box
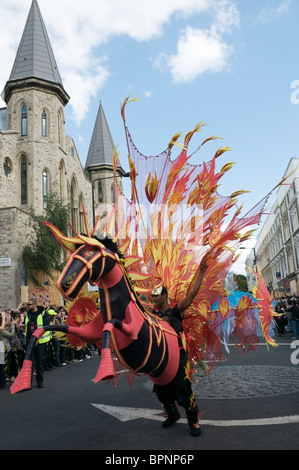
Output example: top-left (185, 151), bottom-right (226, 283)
top-left (66, 273), bottom-right (77, 286)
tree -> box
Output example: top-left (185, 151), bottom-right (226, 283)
top-left (234, 274), bottom-right (248, 292)
top-left (22, 193), bottom-right (69, 287)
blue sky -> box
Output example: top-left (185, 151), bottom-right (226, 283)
top-left (1, 0), bottom-right (298, 272)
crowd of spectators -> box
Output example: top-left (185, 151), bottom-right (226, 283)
top-left (0, 300), bottom-right (99, 390)
top-left (1, 293), bottom-right (298, 390)
top-left (272, 295), bottom-right (299, 339)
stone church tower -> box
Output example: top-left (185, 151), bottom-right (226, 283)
top-left (0, 0), bottom-right (125, 308)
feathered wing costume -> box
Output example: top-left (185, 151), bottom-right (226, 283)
top-left (108, 96), bottom-right (288, 375)
top-left (11, 97), bottom-right (289, 397)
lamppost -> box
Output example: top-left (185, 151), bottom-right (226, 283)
top-left (239, 246), bottom-right (257, 291)
top-left (91, 172), bottom-right (130, 226)
top-left (239, 246), bottom-right (257, 271)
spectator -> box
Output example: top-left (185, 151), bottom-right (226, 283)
top-left (290, 300), bottom-right (299, 339)
top-left (9, 311), bottom-right (25, 380)
top-left (275, 302), bottom-right (287, 336)
top-left (56, 306), bottom-right (68, 366)
top-left (0, 312), bottom-right (16, 388)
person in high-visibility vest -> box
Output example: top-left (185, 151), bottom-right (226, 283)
top-left (24, 299), bottom-right (50, 388)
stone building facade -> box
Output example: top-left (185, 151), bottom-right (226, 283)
top-left (255, 158), bottom-right (299, 297)
top-left (0, 1), bottom-right (125, 308)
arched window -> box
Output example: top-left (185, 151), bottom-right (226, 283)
top-left (59, 160), bottom-right (65, 203)
top-left (57, 109), bottom-right (64, 144)
top-left (21, 105), bottom-right (27, 136)
top-left (41, 110), bottom-right (47, 136)
top-left (79, 196), bottom-right (84, 234)
top-left (70, 184), bottom-right (74, 226)
top-left (98, 181), bottom-right (103, 203)
top-left (58, 112), bottom-right (61, 144)
top-left (70, 178), bottom-right (78, 231)
top-left (43, 171), bottom-right (48, 209)
top-left (21, 156), bottom-right (27, 205)
top-left (111, 184), bottom-right (114, 203)
top-left (3, 158), bottom-right (12, 177)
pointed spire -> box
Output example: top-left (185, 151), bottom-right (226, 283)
top-left (2, 0), bottom-right (69, 104)
top-left (9, 0), bottom-right (63, 85)
top-left (85, 101), bottom-right (116, 170)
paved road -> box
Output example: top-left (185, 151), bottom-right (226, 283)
top-left (1, 332), bottom-right (299, 452)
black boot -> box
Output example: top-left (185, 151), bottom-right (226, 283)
top-left (186, 406), bottom-right (201, 437)
top-left (162, 403), bottom-right (181, 428)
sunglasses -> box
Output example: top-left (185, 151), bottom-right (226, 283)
top-left (27, 303), bottom-right (34, 306)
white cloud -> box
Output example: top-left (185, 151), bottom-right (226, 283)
top-left (143, 90), bottom-right (153, 99)
top-left (154, 0), bottom-right (240, 83)
top-left (156, 27), bottom-right (234, 83)
top-left (211, 0), bottom-right (240, 35)
top-left (0, 0), bottom-right (239, 123)
top-left (258, 0), bottom-right (292, 24)
top-left (277, 0), bottom-right (292, 15)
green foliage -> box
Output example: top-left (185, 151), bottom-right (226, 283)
top-left (234, 274), bottom-right (248, 292)
top-left (22, 193), bottom-right (69, 287)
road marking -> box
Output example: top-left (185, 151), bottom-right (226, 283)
top-left (91, 403), bottom-right (299, 427)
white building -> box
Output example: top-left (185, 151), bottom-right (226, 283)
top-left (255, 157), bottom-right (299, 297)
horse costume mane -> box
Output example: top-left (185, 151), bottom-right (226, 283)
top-left (11, 96), bottom-right (288, 395)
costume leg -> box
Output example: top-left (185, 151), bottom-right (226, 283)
top-left (185, 393), bottom-right (201, 437)
top-left (155, 383), bottom-right (181, 428)
top-left (174, 352), bottom-right (201, 437)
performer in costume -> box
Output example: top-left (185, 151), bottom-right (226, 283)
top-left (151, 260), bottom-right (208, 437)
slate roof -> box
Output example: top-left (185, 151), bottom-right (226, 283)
top-left (9, 0), bottom-right (63, 86)
top-left (85, 101), bottom-right (116, 170)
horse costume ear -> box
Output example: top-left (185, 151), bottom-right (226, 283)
top-left (76, 234), bottom-right (105, 250)
top-left (42, 221), bottom-right (82, 253)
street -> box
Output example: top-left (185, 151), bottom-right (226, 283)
top-left (1, 332), bottom-right (299, 452)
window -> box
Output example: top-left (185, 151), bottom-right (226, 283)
top-left (290, 208), bottom-right (299, 232)
top-left (111, 184), bottom-right (114, 203)
top-left (21, 105), bottom-right (27, 136)
top-left (70, 184), bottom-right (74, 226)
top-left (3, 158), bottom-right (12, 177)
top-left (21, 156), bottom-right (27, 205)
top-left (0, 108), bottom-right (6, 130)
top-left (57, 109), bottom-right (64, 144)
top-left (43, 171), bottom-right (48, 209)
top-left (59, 160), bottom-right (65, 203)
top-left (98, 181), bottom-right (103, 203)
top-left (79, 197), bottom-right (84, 233)
top-left (41, 110), bottom-right (47, 136)
top-left (70, 179), bottom-right (78, 231)
top-left (58, 112), bottom-right (61, 144)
